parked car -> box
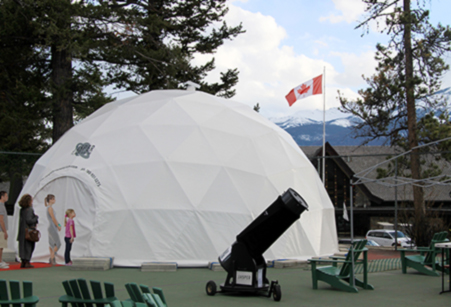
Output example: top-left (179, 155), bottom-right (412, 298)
top-left (366, 229), bottom-right (415, 248)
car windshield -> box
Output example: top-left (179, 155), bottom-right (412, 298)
top-left (389, 231), bottom-right (406, 238)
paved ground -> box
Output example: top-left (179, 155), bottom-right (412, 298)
top-left (367, 248), bottom-right (416, 260)
top-left (1, 262), bottom-right (450, 306)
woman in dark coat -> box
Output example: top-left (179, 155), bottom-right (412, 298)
top-left (17, 194), bottom-right (39, 268)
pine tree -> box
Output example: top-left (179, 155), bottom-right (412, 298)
top-left (0, 0), bottom-right (116, 143)
top-left (339, 0), bottom-right (451, 245)
top-left (0, 0), bottom-right (113, 202)
top-left (104, 0), bottom-right (244, 97)
top-left (35, 0), bottom-right (115, 141)
top-left (0, 0), bottom-right (244, 202)
top-left (0, 0), bottom-right (50, 204)
top-left (253, 103), bottom-right (261, 113)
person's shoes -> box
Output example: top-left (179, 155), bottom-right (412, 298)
top-left (65, 261), bottom-right (72, 266)
top-left (24, 261), bottom-right (34, 268)
top-left (49, 258), bottom-right (52, 264)
top-left (0, 262), bottom-right (9, 269)
top-left (20, 260), bottom-right (26, 268)
top-left (52, 258), bottom-right (56, 265)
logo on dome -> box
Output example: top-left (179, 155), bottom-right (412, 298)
top-left (73, 142), bottom-right (95, 159)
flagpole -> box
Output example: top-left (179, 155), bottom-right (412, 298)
top-left (322, 66), bottom-right (326, 183)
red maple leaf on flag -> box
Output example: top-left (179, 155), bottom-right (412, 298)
top-left (297, 84), bottom-right (310, 95)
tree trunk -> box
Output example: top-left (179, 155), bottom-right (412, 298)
top-left (403, 0), bottom-right (425, 245)
top-left (51, 46), bottom-right (73, 143)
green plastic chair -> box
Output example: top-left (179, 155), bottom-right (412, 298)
top-left (59, 278), bottom-right (117, 307)
top-left (400, 231), bottom-right (449, 276)
top-left (309, 239), bottom-right (374, 293)
top-left (151, 288), bottom-right (167, 306)
top-left (0, 279), bottom-right (39, 307)
top-left (107, 300), bottom-right (147, 307)
top-left (125, 283), bottom-right (167, 307)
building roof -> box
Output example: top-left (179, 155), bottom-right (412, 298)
top-left (300, 144), bottom-right (451, 203)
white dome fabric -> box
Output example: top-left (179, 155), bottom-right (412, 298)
top-left (10, 90), bottom-right (338, 266)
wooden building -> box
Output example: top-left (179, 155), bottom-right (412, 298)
top-left (300, 143), bottom-right (451, 237)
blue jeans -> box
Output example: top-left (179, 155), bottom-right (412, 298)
top-left (64, 237), bottom-right (72, 264)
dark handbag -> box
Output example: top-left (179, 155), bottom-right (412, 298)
top-left (25, 228), bottom-right (40, 242)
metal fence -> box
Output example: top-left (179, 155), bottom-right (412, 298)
top-left (0, 151), bottom-right (42, 214)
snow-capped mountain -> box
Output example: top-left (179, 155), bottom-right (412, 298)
top-left (269, 108), bottom-right (372, 146)
top-left (269, 87), bottom-right (451, 146)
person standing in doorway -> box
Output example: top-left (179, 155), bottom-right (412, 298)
top-left (0, 191), bottom-right (9, 269)
top-left (64, 209), bottom-right (76, 266)
top-left (45, 194), bottom-right (61, 265)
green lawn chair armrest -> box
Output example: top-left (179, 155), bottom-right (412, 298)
top-left (309, 259), bottom-right (363, 265)
top-left (331, 248), bottom-right (368, 259)
top-left (433, 239), bottom-right (449, 243)
top-left (59, 295), bottom-right (117, 304)
top-left (415, 247), bottom-right (431, 251)
top-left (107, 300), bottom-right (123, 307)
top-left (310, 258), bottom-right (343, 268)
top-left (330, 256), bottom-right (346, 260)
top-left (309, 259), bottom-right (340, 263)
top-left (107, 300), bottom-right (148, 307)
top-left (329, 256), bottom-right (365, 263)
top-left (400, 248), bottom-right (424, 254)
top-left (310, 257), bottom-right (365, 263)
top-left (0, 295), bottom-right (39, 305)
top-left (343, 248), bottom-right (368, 253)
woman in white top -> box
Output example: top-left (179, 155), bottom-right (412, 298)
top-left (45, 194), bottom-right (61, 265)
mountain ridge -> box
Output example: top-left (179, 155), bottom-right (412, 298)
top-left (268, 87), bottom-right (451, 146)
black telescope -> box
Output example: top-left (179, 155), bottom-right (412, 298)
top-left (206, 188), bottom-right (309, 301)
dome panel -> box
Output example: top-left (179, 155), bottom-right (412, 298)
top-left (166, 162), bottom-right (222, 205)
top-left (141, 98), bottom-right (198, 127)
top-left (169, 127), bottom-right (221, 165)
top-left (141, 125), bottom-right (198, 159)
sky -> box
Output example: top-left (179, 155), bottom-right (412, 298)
top-left (190, 0), bottom-right (451, 119)
top-left (109, 0), bottom-right (451, 119)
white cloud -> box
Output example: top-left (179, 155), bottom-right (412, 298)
top-left (330, 50), bottom-right (377, 87)
top-left (320, 0), bottom-right (366, 24)
top-left (335, 87), bottom-right (362, 103)
top-left (193, 4), bottom-right (370, 118)
top-left (110, 0), bottom-right (450, 117)
top-left (314, 40), bottom-right (329, 48)
top-left (195, 6), bottom-right (328, 115)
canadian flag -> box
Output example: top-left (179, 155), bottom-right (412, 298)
top-left (285, 75), bottom-right (323, 106)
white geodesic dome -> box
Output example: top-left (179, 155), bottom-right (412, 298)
top-left (10, 89), bottom-right (338, 266)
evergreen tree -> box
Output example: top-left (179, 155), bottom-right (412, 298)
top-left (104, 0), bottom-right (244, 97)
top-left (2, 0), bottom-right (243, 144)
top-left (0, 0), bottom-right (115, 143)
top-left (0, 0), bottom-right (50, 204)
top-left (0, 0), bottom-right (244, 203)
top-left (0, 0), bottom-right (113, 202)
top-left (36, 0), bottom-right (115, 141)
top-left (253, 103), bottom-right (260, 112)
top-left (339, 0), bottom-right (451, 245)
